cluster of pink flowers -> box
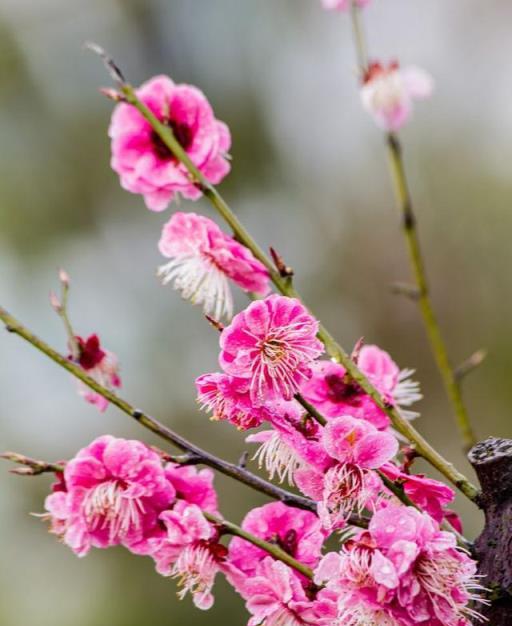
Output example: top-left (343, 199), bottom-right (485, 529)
top-left (44, 436), bottom-right (229, 608)
top-left (314, 505), bottom-right (484, 625)
top-left (41, 436), bottom-right (482, 625)
top-left (29, 10), bottom-right (483, 626)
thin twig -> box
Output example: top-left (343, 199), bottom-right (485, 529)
top-left (454, 349), bottom-right (487, 382)
top-left (386, 133), bottom-right (477, 452)
top-left (1, 452), bottom-right (64, 475)
top-left (346, 8), bottom-right (477, 453)
top-left (294, 393), bottom-right (327, 426)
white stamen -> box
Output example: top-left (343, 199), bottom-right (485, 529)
top-left (158, 253), bottom-right (233, 320)
top-left (246, 319), bottom-right (319, 403)
top-left (83, 480), bottom-right (145, 541)
top-left (172, 544), bottom-right (218, 606)
top-left (416, 553), bottom-right (488, 622)
top-left (393, 368), bottom-right (422, 420)
top-left (337, 602), bottom-right (400, 626)
top-left (251, 432), bottom-right (307, 486)
top-left (323, 464), bottom-right (369, 525)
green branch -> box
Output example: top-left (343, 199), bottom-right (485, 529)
top-left (204, 512), bottom-right (314, 580)
top-left (386, 134), bottom-right (477, 451)
top-left (347, 6), bottom-right (476, 451)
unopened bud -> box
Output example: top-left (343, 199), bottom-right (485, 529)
top-left (1, 451), bottom-right (25, 463)
top-left (49, 291), bottom-right (62, 312)
top-left (10, 467), bottom-right (36, 476)
top-left (58, 268), bottom-right (70, 287)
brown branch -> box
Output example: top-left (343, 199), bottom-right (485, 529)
top-left (0, 304), bottom-right (367, 527)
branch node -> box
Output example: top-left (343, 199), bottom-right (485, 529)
top-left (455, 349), bottom-right (487, 382)
top-left (390, 281), bottom-right (421, 300)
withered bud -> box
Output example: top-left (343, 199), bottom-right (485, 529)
top-left (270, 247), bottom-right (294, 278)
top-left (351, 336), bottom-right (365, 364)
top-left (99, 87), bottom-right (127, 103)
top-left (205, 315), bottom-right (224, 332)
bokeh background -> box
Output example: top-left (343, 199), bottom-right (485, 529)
top-left (1, 0), bottom-right (511, 624)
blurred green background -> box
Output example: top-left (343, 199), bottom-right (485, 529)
top-left (1, 0), bottom-right (511, 624)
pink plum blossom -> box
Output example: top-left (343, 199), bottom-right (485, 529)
top-left (295, 415), bottom-right (398, 529)
top-left (72, 334), bottom-right (121, 413)
top-left (228, 502), bottom-right (325, 580)
top-left (158, 212), bottom-right (270, 320)
top-left (219, 295), bottom-right (323, 405)
top-left (196, 372), bottom-right (290, 431)
top-left (240, 558), bottom-right (314, 626)
top-left (361, 61), bottom-right (434, 131)
top-left (381, 462), bottom-right (457, 525)
top-left (300, 344), bottom-right (421, 427)
top-left (150, 502), bottom-right (227, 610)
top-left (44, 436), bottom-right (175, 556)
top-left (109, 75), bottom-right (231, 211)
top-left (164, 463), bottom-right (219, 516)
top-left (246, 409), bottom-right (328, 485)
top-left (315, 504), bottom-right (484, 625)
top-left (321, 0), bottom-right (371, 11)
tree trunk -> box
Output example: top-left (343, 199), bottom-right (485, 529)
top-left (468, 437), bottom-right (512, 624)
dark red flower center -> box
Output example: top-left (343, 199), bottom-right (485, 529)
top-left (151, 119), bottom-right (193, 160)
top-left (325, 373), bottom-right (361, 403)
top-left (76, 334), bottom-right (106, 370)
top-left (274, 529), bottom-right (298, 557)
top-left (362, 60), bottom-right (399, 84)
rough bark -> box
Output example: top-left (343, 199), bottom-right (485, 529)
top-left (468, 437), bottom-right (512, 624)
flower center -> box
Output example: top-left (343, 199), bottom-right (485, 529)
top-left (76, 334), bottom-right (105, 370)
top-left (275, 529), bottom-right (298, 557)
top-left (151, 119), bottom-right (193, 160)
top-left (325, 373), bottom-right (362, 403)
top-left (260, 337), bottom-right (287, 363)
top-left (323, 463), bottom-right (368, 524)
top-left (83, 480), bottom-right (145, 540)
